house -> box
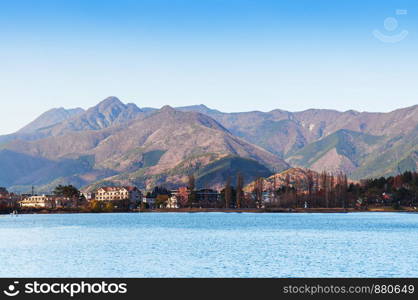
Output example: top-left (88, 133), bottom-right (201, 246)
top-left (54, 197), bottom-right (81, 208)
top-left (142, 196), bottom-right (156, 209)
top-left (20, 195), bottom-right (54, 208)
top-left (169, 188), bottom-right (221, 208)
top-left (0, 191), bottom-right (10, 204)
top-left (81, 192), bottom-right (95, 201)
top-left (19, 195), bottom-right (85, 209)
top-left (195, 189), bottom-right (220, 207)
top-left (0, 191), bottom-right (21, 210)
top-left (196, 189), bottom-right (220, 204)
top-left (382, 192), bottom-right (392, 205)
top-left (262, 191), bottom-right (274, 206)
top-left (167, 195), bottom-right (179, 208)
top-left (170, 187), bottom-right (189, 208)
top-left (95, 186), bottom-right (142, 209)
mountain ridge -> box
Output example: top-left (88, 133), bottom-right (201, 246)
top-left (173, 103), bottom-right (418, 178)
top-left (1, 98), bottom-right (417, 192)
top-left (0, 100), bottom-right (289, 192)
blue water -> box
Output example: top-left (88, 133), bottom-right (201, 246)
top-left (1, 212), bottom-right (418, 277)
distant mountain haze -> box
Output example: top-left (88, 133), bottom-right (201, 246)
top-left (0, 97), bottom-right (417, 192)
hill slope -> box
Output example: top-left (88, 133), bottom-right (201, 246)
top-left (286, 130), bottom-right (383, 175)
top-left (244, 168), bottom-right (322, 192)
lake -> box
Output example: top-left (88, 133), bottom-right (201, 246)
top-left (1, 212), bottom-right (418, 277)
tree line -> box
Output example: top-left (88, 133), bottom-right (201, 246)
top-left (2, 170), bottom-right (418, 212)
top-left (217, 170), bottom-right (418, 209)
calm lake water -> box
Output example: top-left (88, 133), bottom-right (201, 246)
top-left (1, 212), bottom-right (418, 277)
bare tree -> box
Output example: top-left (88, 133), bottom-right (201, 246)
top-left (224, 176), bottom-right (231, 209)
top-left (253, 177), bottom-right (264, 208)
top-left (306, 170), bottom-right (314, 207)
top-left (341, 172), bottom-right (348, 208)
top-left (273, 174), bottom-right (279, 207)
top-left (203, 183), bottom-right (209, 208)
top-left (187, 175), bottom-right (196, 208)
top-left (320, 171), bottom-right (329, 208)
top-left (177, 187), bottom-right (189, 208)
top-left (236, 173), bottom-right (244, 209)
top-left (330, 174), bottom-right (335, 207)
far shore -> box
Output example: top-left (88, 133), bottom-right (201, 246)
top-left (2, 206), bottom-right (418, 215)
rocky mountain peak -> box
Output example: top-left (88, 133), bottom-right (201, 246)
top-left (159, 105), bottom-right (176, 113)
top-left (92, 96), bottom-right (126, 112)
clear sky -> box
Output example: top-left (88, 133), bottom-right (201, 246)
top-left (0, 0), bottom-right (417, 134)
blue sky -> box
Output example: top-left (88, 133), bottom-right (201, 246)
top-left (0, 0), bottom-right (417, 134)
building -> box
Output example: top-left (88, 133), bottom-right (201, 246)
top-left (142, 196), bottom-right (156, 209)
top-left (169, 188), bottom-right (221, 208)
top-left (20, 195), bottom-right (54, 208)
top-left (196, 189), bottom-right (220, 206)
top-left (95, 186), bottom-right (141, 202)
top-left (0, 191), bottom-right (21, 210)
top-left (170, 187), bottom-right (189, 208)
top-left (19, 195), bottom-right (85, 209)
top-left (95, 186), bottom-right (142, 209)
top-left (166, 195), bottom-right (179, 208)
top-left (81, 192), bottom-right (95, 201)
top-left (0, 191), bottom-right (10, 205)
top-left (262, 191), bottom-right (275, 206)
top-left (54, 197), bottom-right (81, 208)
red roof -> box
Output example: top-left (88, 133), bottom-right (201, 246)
top-left (99, 187), bottom-right (120, 192)
top-left (123, 186), bottom-right (138, 192)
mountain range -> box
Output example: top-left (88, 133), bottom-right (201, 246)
top-left (174, 104), bottom-right (418, 180)
top-left (0, 96), bottom-right (417, 193)
top-left (0, 97), bottom-right (288, 192)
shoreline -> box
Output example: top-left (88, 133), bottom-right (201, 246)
top-left (2, 207), bottom-right (417, 215)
